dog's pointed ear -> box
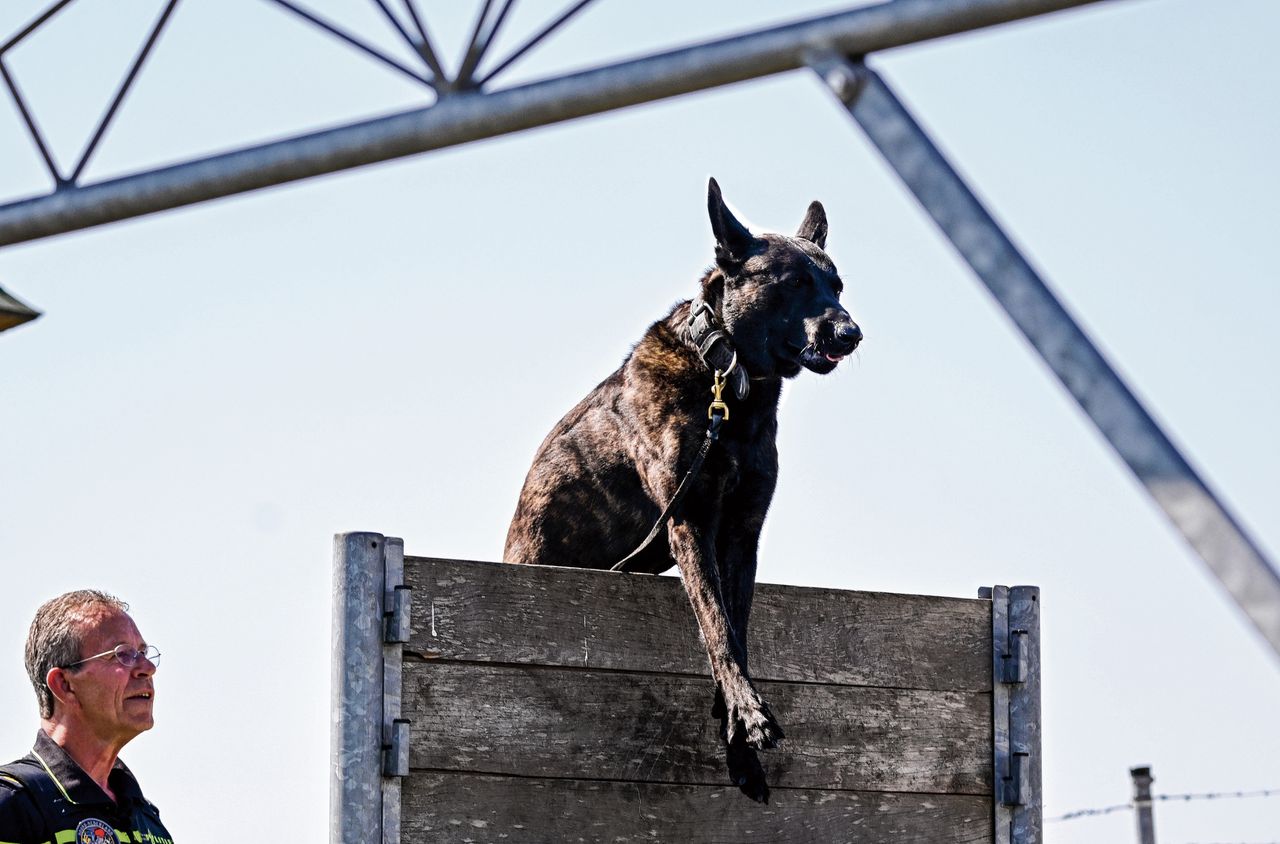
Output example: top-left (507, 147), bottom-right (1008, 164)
top-left (796, 201), bottom-right (828, 249)
top-left (708, 178), bottom-right (756, 265)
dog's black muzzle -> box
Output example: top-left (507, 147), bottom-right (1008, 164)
top-left (831, 320), bottom-right (863, 356)
top-left (797, 310), bottom-right (861, 374)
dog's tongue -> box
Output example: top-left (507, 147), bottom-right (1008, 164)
top-left (825, 353), bottom-right (845, 362)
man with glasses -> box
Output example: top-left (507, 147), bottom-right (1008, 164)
top-left (0, 590), bottom-right (174, 843)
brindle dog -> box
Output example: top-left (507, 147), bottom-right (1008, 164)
top-left (504, 178), bottom-right (861, 802)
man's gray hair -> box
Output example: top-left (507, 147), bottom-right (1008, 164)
top-left (25, 590), bottom-right (130, 719)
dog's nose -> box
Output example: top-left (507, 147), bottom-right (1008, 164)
top-left (836, 322), bottom-right (863, 351)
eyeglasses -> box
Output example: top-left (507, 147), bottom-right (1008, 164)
top-left (63, 644), bottom-right (161, 670)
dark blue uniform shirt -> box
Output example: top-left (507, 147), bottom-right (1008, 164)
top-left (0, 732), bottom-right (173, 844)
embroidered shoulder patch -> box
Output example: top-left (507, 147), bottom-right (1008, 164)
top-left (76, 818), bottom-right (119, 844)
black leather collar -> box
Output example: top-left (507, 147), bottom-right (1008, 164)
top-left (687, 298), bottom-right (750, 400)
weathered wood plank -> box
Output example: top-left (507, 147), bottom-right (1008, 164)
top-left (401, 772), bottom-right (993, 844)
top-left (404, 662), bottom-right (991, 794)
top-left (405, 557), bottom-right (991, 691)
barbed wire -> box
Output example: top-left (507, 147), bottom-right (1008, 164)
top-left (1046, 802), bottom-right (1132, 822)
top-left (1162, 788), bottom-right (1280, 804)
top-left (1047, 787), bottom-right (1280, 823)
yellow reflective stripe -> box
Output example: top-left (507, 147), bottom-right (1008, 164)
top-left (48, 827), bottom-right (142, 844)
top-left (30, 750), bottom-right (76, 806)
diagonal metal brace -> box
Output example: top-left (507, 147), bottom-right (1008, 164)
top-left (808, 52), bottom-right (1280, 661)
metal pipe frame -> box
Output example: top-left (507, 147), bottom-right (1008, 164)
top-left (0, 0), bottom-right (1107, 247)
top-left (808, 54), bottom-right (1280, 658)
top-left (4, 0), bottom-right (1276, 661)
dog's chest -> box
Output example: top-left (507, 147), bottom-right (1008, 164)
top-left (707, 414), bottom-right (779, 492)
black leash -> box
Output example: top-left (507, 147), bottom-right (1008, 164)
top-left (611, 371), bottom-right (730, 573)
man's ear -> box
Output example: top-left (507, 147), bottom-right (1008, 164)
top-left (46, 667), bottom-right (76, 709)
top-left (707, 178), bottom-right (756, 265)
top-left (796, 200), bottom-right (828, 249)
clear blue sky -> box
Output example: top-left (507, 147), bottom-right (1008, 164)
top-left (2, 1), bottom-right (1278, 841)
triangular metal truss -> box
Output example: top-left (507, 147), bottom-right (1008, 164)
top-left (1, 0), bottom-right (180, 188)
top-left (0, 0), bottom-right (1277, 680)
top-left (0, 0), bottom-right (602, 192)
top-left (262, 0), bottom-right (600, 93)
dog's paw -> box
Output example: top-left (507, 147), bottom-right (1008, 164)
top-left (740, 705), bottom-right (785, 751)
top-left (725, 691), bottom-right (785, 751)
top-left (726, 740), bottom-right (770, 804)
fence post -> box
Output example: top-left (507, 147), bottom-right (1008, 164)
top-left (331, 531), bottom-right (387, 844)
top-left (1131, 766), bottom-right (1157, 844)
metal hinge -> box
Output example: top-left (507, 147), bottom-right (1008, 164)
top-left (382, 537), bottom-right (411, 779)
top-left (384, 718), bottom-right (410, 777)
top-left (998, 623), bottom-right (1029, 806)
top-left (985, 584), bottom-right (1042, 843)
top-left (1000, 750), bottom-right (1029, 807)
top-left (1002, 628), bottom-right (1028, 685)
top-left (385, 585), bottom-right (412, 644)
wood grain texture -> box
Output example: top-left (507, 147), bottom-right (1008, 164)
top-left (401, 773), bottom-right (993, 844)
top-left (404, 557), bottom-right (991, 691)
top-left (404, 662), bottom-right (990, 794)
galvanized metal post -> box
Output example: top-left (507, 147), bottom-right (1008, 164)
top-left (811, 53), bottom-right (1280, 660)
top-left (1130, 766), bottom-right (1157, 844)
top-left (331, 531), bottom-right (387, 844)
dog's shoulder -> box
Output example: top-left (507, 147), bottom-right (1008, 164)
top-left (627, 299), bottom-right (700, 383)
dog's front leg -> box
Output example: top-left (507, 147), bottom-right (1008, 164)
top-left (710, 522), bottom-right (762, 702)
top-left (717, 514), bottom-right (766, 672)
top-left (709, 522), bottom-right (761, 731)
top-left (708, 515), bottom-right (776, 801)
top-left (667, 518), bottom-right (784, 754)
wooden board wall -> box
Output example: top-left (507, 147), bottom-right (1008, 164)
top-left (400, 557), bottom-right (995, 843)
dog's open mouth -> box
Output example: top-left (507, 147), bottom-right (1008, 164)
top-left (786, 341), bottom-right (842, 375)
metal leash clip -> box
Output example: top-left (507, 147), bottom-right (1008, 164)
top-left (708, 370), bottom-right (730, 421)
